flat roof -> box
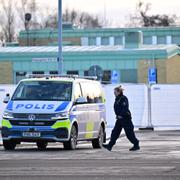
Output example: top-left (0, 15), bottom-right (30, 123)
top-left (0, 45), bottom-right (179, 60)
top-left (0, 44), bottom-right (178, 52)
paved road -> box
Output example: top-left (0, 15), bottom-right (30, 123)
top-left (0, 130), bottom-right (180, 180)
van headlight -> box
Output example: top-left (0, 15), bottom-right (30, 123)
top-left (3, 111), bottom-right (14, 119)
top-left (51, 112), bottom-right (69, 120)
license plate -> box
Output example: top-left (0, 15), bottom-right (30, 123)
top-left (22, 132), bottom-right (41, 138)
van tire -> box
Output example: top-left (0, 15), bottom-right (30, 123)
top-left (36, 141), bottom-right (48, 150)
top-left (92, 126), bottom-right (104, 149)
top-left (3, 140), bottom-right (16, 150)
top-left (63, 125), bottom-right (77, 150)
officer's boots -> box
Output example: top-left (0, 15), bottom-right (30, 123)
top-left (102, 144), bottom-right (112, 151)
top-left (129, 142), bottom-right (140, 151)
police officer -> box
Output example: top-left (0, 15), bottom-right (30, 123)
top-left (103, 85), bottom-right (140, 151)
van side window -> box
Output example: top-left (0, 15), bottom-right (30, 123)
top-left (80, 82), bottom-right (103, 103)
top-left (74, 83), bottom-right (82, 100)
top-left (94, 84), bottom-right (103, 103)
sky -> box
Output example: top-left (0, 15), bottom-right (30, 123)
top-left (37, 0), bottom-right (180, 27)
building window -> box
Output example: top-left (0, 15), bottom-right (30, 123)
top-left (121, 69), bottom-right (137, 83)
top-left (16, 72), bottom-right (26, 76)
top-left (143, 36), bottom-right (152, 44)
top-left (102, 70), bottom-right (111, 83)
top-left (101, 37), bottom-right (109, 45)
top-left (114, 37), bottom-right (123, 45)
top-left (16, 72), bottom-right (27, 84)
top-left (88, 37), bottom-right (96, 46)
top-left (50, 71), bottom-right (58, 74)
top-left (81, 37), bottom-right (88, 46)
top-left (84, 70), bottom-right (88, 76)
top-left (157, 36), bottom-right (166, 44)
top-left (67, 71), bottom-right (79, 75)
top-left (32, 71), bottom-right (44, 74)
top-left (172, 36), bottom-right (180, 45)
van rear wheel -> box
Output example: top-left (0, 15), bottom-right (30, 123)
top-left (36, 141), bottom-right (48, 150)
top-left (92, 126), bottom-right (104, 149)
top-left (63, 125), bottom-right (77, 150)
top-left (3, 140), bottom-right (16, 150)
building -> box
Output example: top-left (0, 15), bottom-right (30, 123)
top-left (19, 26), bottom-right (180, 46)
top-left (0, 27), bottom-right (180, 84)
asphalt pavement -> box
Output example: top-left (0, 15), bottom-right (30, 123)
top-left (0, 130), bottom-right (180, 180)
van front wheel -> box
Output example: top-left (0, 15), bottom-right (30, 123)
top-left (92, 126), bottom-right (104, 149)
top-left (3, 140), bottom-right (16, 150)
top-left (63, 125), bottom-right (77, 150)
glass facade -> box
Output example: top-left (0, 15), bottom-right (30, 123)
top-left (143, 36), bottom-right (152, 44)
top-left (114, 37), bottom-right (123, 45)
top-left (157, 36), bottom-right (166, 44)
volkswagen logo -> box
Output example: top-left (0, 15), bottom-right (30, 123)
top-left (28, 114), bottom-right (36, 121)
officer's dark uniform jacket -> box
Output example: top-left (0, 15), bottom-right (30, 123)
top-left (114, 94), bottom-right (131, 120)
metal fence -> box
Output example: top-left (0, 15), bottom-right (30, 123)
top-left (1, 84), bottom-right (180, 130)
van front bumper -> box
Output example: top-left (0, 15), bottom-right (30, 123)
top-left (1, 119), bottom-right (71, 142)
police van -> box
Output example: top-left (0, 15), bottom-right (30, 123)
top-left (1, 75), bottom-right (106, 150)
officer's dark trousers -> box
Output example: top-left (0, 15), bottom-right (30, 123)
top-left (108, 118), bottom-right (139, 148)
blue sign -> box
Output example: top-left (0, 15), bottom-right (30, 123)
top-left (111, 70), bottom-right (120, 84)
top-left (148, 68), bottom-right (157, 84)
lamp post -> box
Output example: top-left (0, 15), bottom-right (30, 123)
top-left (58, 0), bottom-right (63, 74)
top-left (25, 13), bottom-right (31, 46)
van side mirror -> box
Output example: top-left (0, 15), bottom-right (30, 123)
top-left (75, 97), bottom-right (87, 104)
top-left (3, 93), bottom-right (10, 104)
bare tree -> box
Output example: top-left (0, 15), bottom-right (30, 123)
top-left (126, 1), bottom-right (176, 27)
top-left (18, 0), bottom-right (30, 30)
top-left (18, 0), bottom-right (39, 30)
top-left (40, 8), bottom-right (103, 29)
top-left (0, 0), bottom-right (17, 42)
top-left (28, 0), bottom-right (39, 29)
top-left (62, 8), bottom-right (103, 28)
top-left (39, 7), bottom-right (58, 29)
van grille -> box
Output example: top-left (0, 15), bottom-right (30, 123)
top-left (9, 120), bottom-right (56, 126)
top-left (10, 113), bottom-right (55, 126)
top-left (13, 113), bottom-right (53, 120)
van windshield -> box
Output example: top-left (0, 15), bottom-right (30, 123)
top-left (12, 81), bottom-right (72, 101)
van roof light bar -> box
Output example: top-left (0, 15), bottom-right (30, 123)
top-left (25, 74), bottom-right (97, 80)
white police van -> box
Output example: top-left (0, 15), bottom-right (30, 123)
top-left (1, 75), bottom-right (106, 150)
